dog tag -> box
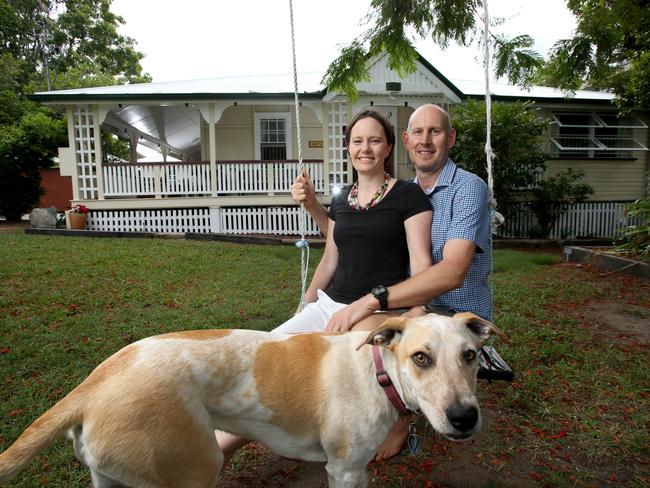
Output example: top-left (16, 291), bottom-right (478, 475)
top-left (407, 422), bottom-right (420, 454)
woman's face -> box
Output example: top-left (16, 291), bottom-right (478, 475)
top-left (347, 117), bottom-right (392, 176)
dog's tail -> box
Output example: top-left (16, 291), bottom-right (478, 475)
top-left (0, 386), bottom-right (85, 482)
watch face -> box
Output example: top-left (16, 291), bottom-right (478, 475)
top-left (372, 285), bottom-right (388, 309)
top-left (372, 285), bottom-right (386, 296)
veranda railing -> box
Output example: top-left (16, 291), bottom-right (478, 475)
top-left (102, 160), bottom-right (324, 198)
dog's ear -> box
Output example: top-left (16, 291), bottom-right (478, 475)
top-left (356, 316), bottom-right (408, 350)
top-left (453, 312), bottom-right (508, 344)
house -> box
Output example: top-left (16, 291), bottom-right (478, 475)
top-left (30, 53), bottom-right (649, 238)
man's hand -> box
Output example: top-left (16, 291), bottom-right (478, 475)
top-left (402, 305), bottom-right (426, 318)
top-left (325, 295), bottom-right (378, 332)
top-left (291, 169), bottom-right (316, 208)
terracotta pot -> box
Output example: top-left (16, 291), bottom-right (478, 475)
top-left (68, 212), bottom-right (88, 230)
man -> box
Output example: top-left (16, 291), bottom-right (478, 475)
top-left (293, 103), bottom-right (492, 331)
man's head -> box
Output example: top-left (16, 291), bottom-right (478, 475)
top-left (402, 104), bottom-right (456, 178)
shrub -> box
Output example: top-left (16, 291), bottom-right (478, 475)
top-left (615, 196), bottom-right (650, 256)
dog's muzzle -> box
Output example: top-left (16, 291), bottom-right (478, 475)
top-left (445, 403), bottom-right (479, 439)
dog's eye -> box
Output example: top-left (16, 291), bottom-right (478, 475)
top-left (464, 349), bottom-right (477, 362)
top-left (411, 352), bottom-right (432, 368)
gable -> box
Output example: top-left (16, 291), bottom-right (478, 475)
top-left (355, 53), bottom-right (462, 103)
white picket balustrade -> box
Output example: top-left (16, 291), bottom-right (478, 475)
top-left (500, 201), bottom-right (642, 239)
top-left (102, 160), bottom-right (323, 197)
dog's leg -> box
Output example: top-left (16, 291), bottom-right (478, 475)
top-left (90, 469), bottom-right (129, 488)
top-left (325, 461), bottom-right (368, 488)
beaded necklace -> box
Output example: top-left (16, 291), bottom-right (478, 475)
top-left (348, 172), bottom-right (391, 211)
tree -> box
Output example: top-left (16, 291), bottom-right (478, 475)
top-left (528, 169), bottom-right (593, 238)
top-left (450, 100), bottom-right (548, 214)
top-left (322, 0), bottom-right (543, 100)
top-left (535, 0), bottom-right (650, 111)
top-left (0, 0), bottom-right (149, 219)
top-left (0, 110), bottom-right (67, 221)
top-left (1, 0), bottom-right (150, 92)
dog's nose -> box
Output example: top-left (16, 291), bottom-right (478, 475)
top-left (446, 404), bottom-right (478, 432)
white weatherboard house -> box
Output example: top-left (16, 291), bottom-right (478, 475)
top-left (31, 53), bottom-right (649, 238)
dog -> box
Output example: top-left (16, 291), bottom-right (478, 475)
top-left (0, 312), bottom-right (503, 487)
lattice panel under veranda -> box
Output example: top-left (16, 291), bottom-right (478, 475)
top-left (87, 209), bottom-right (211, 233)
top-left (219, 207), bottom-right (321, 236)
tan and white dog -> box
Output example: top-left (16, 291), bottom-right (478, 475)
top-left (0, 313), bottom-right (503, 488)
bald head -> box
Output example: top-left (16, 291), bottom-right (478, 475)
top-left (406, 104), bottom-right (452, 133)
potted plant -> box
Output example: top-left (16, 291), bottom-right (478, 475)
top-left (66, 204), bottom-right (90, 230)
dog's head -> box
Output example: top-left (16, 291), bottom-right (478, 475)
top-left (359, 312), bottom-right (505, 441)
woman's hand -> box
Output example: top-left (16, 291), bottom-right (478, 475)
top-left (325, 295), bottom-right (377, 332)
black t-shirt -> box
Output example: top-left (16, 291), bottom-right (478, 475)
top-left (324, 179), bottom-right (431, 304)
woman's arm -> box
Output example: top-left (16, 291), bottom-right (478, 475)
top-left (303, 218), bottom-right (338, 303)
top-left (403, 209), bottom-right (433, 316)
top-left (405, 210), bottom-right (432, 276)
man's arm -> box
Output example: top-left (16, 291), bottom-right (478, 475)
top-left (331, 239), bottom-right (476, 329)
top-left (385, 238), bottom-right (475, 308)
top-left (291, 169), bottom-right (329, 235)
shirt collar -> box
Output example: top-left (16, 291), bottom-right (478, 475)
top-left (413, 158), bottom-right (457, 196)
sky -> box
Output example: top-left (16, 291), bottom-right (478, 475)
top-left (110, 0), bottom-right (578, 85)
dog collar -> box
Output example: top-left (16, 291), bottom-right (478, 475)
top-left (372, 345), bottom-right (415, 417)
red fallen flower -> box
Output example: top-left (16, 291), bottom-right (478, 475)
top-left (420, 459), bottom-right (434, 473)
top-left (547, 430), bottom-right (568, 439)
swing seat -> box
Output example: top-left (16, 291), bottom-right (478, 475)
top-left (478, 345), bottom-right (514, 381)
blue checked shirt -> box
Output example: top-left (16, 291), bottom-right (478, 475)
top-left (415, 159), bottom-right (492, 320)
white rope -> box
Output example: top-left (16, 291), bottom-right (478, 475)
top-left (288, 0), bottom-right (309, 311)
top-left (482, 0), bottom-right (495, 204)
top-left (482, 0), bottom-right (497, 319)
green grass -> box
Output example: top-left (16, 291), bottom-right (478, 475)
top-left (1, 232), bottom-right (648, 487)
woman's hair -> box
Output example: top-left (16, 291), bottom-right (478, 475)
top-left (345, 110), bottom-right (395, 173)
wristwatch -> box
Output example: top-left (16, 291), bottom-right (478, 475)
top-left (371, 285), bottom-right (389, 311)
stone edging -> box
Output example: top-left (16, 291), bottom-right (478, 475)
top-left (564, 246), bottom-right (649, 281)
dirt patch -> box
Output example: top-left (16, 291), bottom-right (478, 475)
top-left (584, 302), bottom-right (650, 343)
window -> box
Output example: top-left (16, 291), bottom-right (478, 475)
top-left (254, 113), bottom-right (291, 160)
top-left (550, 112), bottom-right (648, 159)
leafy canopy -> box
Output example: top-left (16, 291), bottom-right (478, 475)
top-left (0, 0), bottom-right (150, 92)
top-left (535, 0), bottom-right (650, 111)
top-left (322, 0), bottom-right (543, 100)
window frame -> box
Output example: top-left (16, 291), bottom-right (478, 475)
top-left (550, 111), bottom-right (648, 159)
top-left (254, 112), bottom-right (292, 160)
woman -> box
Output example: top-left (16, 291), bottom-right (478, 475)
top-left (274, 110), bottom-right (432, 333)
top-left (216, 110), bottom-right (432, 463)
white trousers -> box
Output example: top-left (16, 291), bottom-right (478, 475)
top-left (272, 289), bottom-right (347, 334)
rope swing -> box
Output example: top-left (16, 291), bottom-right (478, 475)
top-left (288, 0), bottom-right (310, 311)
top-left (481, 0), bottom-right (502, 319)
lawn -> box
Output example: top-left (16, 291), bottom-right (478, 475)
top-left (0, 232), bottom-right (648, 487)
